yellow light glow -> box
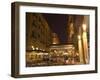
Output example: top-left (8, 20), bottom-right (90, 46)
top-left (43, 49), bottom-right (45, 51)
top-left (78, 35), bottom-right (81, 40)
top-left (32, 46), bottom-right (35, 50)
top-left (52, 42), bottom-right (56, 44)
top-left (64, 52), bottom-right (68, 55)
top-left (36, 47), bottom-right (38, 50)
top-left (82, 24), bottom-right (87, 31)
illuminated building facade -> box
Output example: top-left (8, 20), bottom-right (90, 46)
top-left (26, 13), bottom-right (52, 52)
top-left (49, 44), bottom-right (79, 65)
top-left (66, 15), bottom-right (89, 64)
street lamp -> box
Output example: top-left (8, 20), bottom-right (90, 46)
top-left (82, 23), bottom-right (89, 64)
top-left (78, 35), bottom-right (84, 64)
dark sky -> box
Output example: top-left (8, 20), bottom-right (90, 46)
top-left (42, 13), bottom-right (68, 43)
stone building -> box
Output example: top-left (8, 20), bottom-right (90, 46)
top-left (66, 15), bottom-right (89, 64)
top-left (26, 13), bottom-right (52, 52)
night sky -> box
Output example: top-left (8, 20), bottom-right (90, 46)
top-left (42, 13), bottom-right (68, 43)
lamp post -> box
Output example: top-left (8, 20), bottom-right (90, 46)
top-left (78, 35), bottom-right (84, 64)
top-left (82, 24), bottom-right (89, 64)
